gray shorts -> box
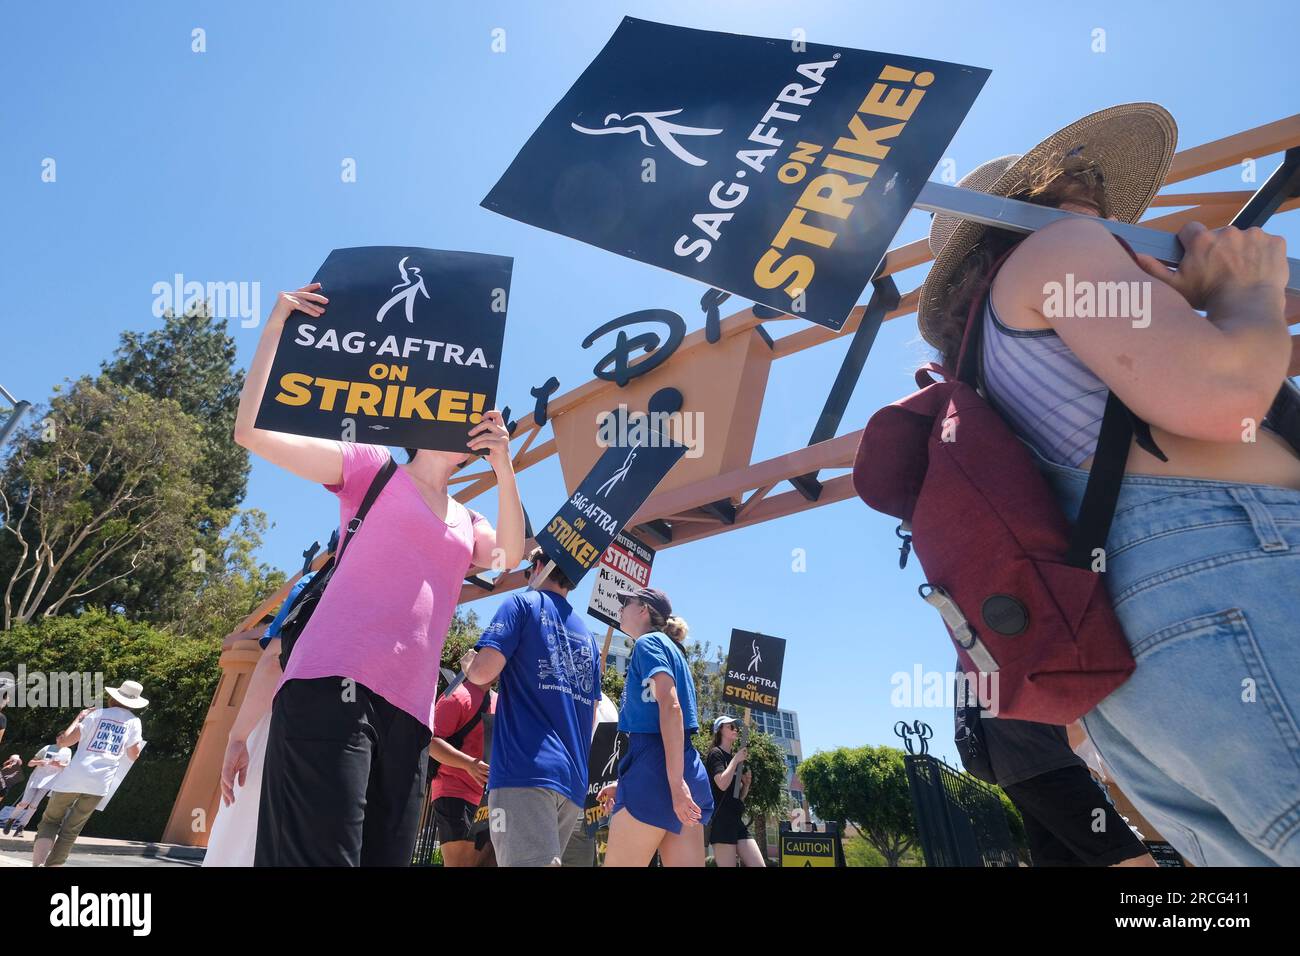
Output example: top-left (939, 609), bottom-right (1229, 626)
top-left (488, 787), bottom-right (582, 867)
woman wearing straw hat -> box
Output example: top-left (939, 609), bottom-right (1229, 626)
top-left (32, 681), bottom-right (147, 867)
top-left (917, 102), bottom-right (1298, 865)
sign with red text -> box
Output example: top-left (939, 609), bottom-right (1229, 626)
top-left (483, 17), bottom-right (988, 330)
top-left (587, 531), bottom-right (656, 629)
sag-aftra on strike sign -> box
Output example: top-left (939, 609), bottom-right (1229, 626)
top-left (255, 246), bottom-right (511, 453)
top-left (483, 17), bottom-right (988, 330)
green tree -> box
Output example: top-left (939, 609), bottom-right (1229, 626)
top-left (0, 378), bottom-right (205, 629)
top-left (0, 608), bottom-right (224, 841)
top-left (96, 304), bottom-right (251, 621)
top-left (601, 661), bottom-right (625, 705)
top-left (100, 304), bottom-right (248, 518)
top-left (683, 638), bottom-right (726, 727)
top-left (799, 745), bottom-right (918, 867)
top-left (166, 509), bottom-right (286, 641)
top-left (439, 609), bottom-right (483, 683)
top-left (0, 607), bottom-right (221, 757)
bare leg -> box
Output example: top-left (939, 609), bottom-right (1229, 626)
top-left (712, 843), bottom-right (738, 868)
top-left (1111, 853), bottom-right (1158, 867)
top-left (658, 823), bottom-right (706, 867)
top-left (604, 808), bottom-right (665, 867)
top-left (440, 840), bottom-right (481, 868)
top-left (737, 838), bottom-right (766, 867)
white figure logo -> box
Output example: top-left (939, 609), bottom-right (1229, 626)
top-left (602, 733), bottom-right (622, 776)
top-left (376, 256), bottom-right (430, 324)
top-left (596, 442), bottom-right (639, 498)
top-left (747, 639), bottom-right (762, 673)
top-left (571, 110), bottom-right (722, 167)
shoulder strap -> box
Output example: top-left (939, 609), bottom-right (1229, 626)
top-left (447, 688), bottom-right (492, 750)
top-left (334, 455), bottom-right (398, 570)
top-left (955, 234), bottom-right (1167, 570)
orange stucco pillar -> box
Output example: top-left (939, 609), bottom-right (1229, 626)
top-left (162, 631), bottom-right (265, 847)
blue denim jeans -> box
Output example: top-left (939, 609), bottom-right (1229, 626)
top-left (1037, 455), bottom-right (1300, 865)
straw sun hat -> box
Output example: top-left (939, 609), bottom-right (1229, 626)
top-left (917, 102), bottom-right (1178, 350)
top-left (106, 679), bottom-right (149, 709)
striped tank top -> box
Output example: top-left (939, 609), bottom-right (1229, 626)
top-left (980, 293), bottom-right (1108, 468)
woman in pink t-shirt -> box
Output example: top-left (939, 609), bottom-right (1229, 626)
top-left (233, 282), bottom-right (524, 866)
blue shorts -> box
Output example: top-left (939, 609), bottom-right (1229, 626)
top-left (612, 733), bottom-right (715, 834)
top-left (1040, 453), bottom-right (1300, 866)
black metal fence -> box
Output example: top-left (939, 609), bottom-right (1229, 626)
top-left (903, 753), bottom-right (1018, 867)
top-left (410, 768), bottom-right (439, 866)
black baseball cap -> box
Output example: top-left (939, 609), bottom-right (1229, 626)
top-left (617, 586), bottom-right (672, 620)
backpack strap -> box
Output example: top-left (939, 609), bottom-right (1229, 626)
top-left (335, 455), bottom-right (398, 569)
top-left (445, 688), bottom-right (492, 752)
top-left (953, 233), bottom-right (1168, 570)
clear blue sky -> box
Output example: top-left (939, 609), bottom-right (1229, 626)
top-left (3, 1), bottom-right (1296, 764)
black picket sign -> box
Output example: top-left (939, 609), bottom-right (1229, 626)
top-left (255, 246), bottom-right (511, 453)
top-left (536, 431), bottom-right (686, 588)
top-left (483, 17), bottom-right (988, 330)
top-left (722, 628), bottom-right (787, 715)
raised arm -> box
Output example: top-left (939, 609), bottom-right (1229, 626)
top-left (233, 283), bottom-right (345, 485)
top-left (1002, 219), bottom-right (1290, 442)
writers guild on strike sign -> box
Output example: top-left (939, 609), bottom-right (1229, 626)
top-left (255, 246), bottom-right (511, 454)
top-left (483, 17), bottom-right (987, 330)
top-left (587, 531), bottom-right (656, 630)
top-left (721, 628), bottom-right (787, 714)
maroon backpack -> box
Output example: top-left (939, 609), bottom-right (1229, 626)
top-left (853, 239), bottom-right (1161, 724)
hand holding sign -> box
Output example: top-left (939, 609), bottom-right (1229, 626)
top-left (269, 283), bottom-right (329, 325)
top-left (255, 247), bottom-right (512, 454)
top-left (467, 409), bottom-right (512, 468)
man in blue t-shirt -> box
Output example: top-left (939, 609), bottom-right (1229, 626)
top-left (465, 548), bottom-right (600, 867)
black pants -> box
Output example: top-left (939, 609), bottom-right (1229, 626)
top-left (1004, 764), bottom-right (1148, 867)
top-left (255, 676), bottom-right (432, 867)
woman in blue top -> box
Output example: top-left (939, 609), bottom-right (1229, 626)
top-left (600, 586), bottom-right (714, 867)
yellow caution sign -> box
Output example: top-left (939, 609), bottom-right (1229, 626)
top-left (779, 832), bottom-right (839, 867)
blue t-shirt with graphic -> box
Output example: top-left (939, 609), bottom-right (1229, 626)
top-left (476, 590), bottom-right (599, 807)
top-left (618, 633), bottom-right (699, 735)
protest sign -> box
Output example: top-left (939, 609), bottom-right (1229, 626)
top-left (583, 721), bottom-right (627, 834)
top-left (255, 246), bottom-right (511, 453)
top-left (536, 430), bottom-right (686, 588)
top-left (483, 17), bottom-right (988, 330)
top-left (587, 531), bottom-right (656, 629)
top-left (722, 628), bottom-right (786, 714)
top-left (97, 741), bottom-right (145, 812)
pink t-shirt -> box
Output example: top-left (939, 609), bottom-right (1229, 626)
top-left (276, 442), bottom-right (491, 731)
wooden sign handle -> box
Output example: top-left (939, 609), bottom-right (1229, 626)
top-left (600, 625), bottom-right (614, 675)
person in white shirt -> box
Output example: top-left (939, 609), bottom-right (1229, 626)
top-left (1, 745), bottom-right (71, 835)
top-left (32, 681), bottom-right (147, 867)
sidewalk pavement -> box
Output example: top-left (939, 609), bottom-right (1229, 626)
top-left (0, 832), bottom-right (205, 863)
